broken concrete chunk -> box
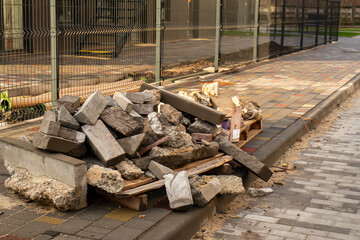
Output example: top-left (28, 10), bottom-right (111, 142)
top-left (180, 116), bottom-right (191, 127)
top-left (100, 106), bottom-right (144, 137)
top-left (124, 92), bottom-right (148, 104)
top-left (113, 92), bottom-right (133, 112)
top-left (81, 120), bottom-right (125, 167)
top-left (215, 140), bottom-right (272, 182)
top-left (32, 132), bottom-right (87, 158)
top-left (145, 171), bottom-right (156, 179)
top-left (129, 110), bottom-right (143, 122)
top-left (115, 159), bottom-right (144, 180)
top-left (74, 91), bottom-right (107, 125)
top-left (164, 171), bottom-right (193, 210)
top-left (87, 165), bottom-right (124, 194)
top-left (139, 136), bottom-right (169, 156)
top-left (248, 188), bottom-right (273, 197)
top-left (57, 95), bottom-right (81, 114)
top-left (189, 175), bottom-right (222, 207)
top-left (58, 127), bottom-right (77, 141)
top-left (131, 156), bottom-right (152, 171)
top-left (163, 126), bottom-right (194, 148)
top-left (158, 103), bottom-right (182, 126)
top-left (106, 95), bottom-right (118, 108)
top-left (133, 104), bottom-right (154, 115)
top-left (149, 142), bottom-right (219, 169)
top-left (143, 89), bottom-right (161, 105)
top-left (188, 119), bottom-right (221, 137)
top-left (207, 163), bottom-right (232, 175)
top-left (191, 133), bottom-right (213, 142)
top-left (40, 110), bottom-right (60, 136)
top-left (213, 175), bottom-right (244, 195)
top-left (148, 112), bottom-right (165, 136)
top-left (58, 106), bottom-right (80, 130)
top-left (117, 133), bottom-right (145, 158)
top-left (148, 161), bottom-right (173, 180)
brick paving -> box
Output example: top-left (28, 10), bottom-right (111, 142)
top-left (215, 93), bottom-right (360, 239)
top-left (0, 37), bottom-right (359, 239)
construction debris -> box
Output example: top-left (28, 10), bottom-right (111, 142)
top-left (248, 187), bottom-right (273, 197)
top-left (57, 95), bottom-right (81, 114)
top-left (115, 159), bottom-right (144, 180)
top-left (87, 165), bottom-right (124, 194)
top-left (148, 161), bottom-right (173, 179)
top-left (189, 175), bottom-right (222, 207)
top-left (164, 171), bottom-right (193, 210)
top-left (74, 91), bottom-right (108, 125)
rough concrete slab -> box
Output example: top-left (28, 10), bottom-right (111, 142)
top-left (74, 91), bottom-right (107, 125)
top-left (57, 127), bottom-right (77, 141)
top-left (131, 156), bottom-right (152, 171)
top-left (113, 92), bottom-right (133, 112)
top-left (115, 159), bottom-right (144, 180)
top-left (57, 95), bottom-right (81, 114)
top-left (164, 171), bottom-right (193, 210)
top-left (100, 106), bottom-right (144, 137)
top-left (117, 133), bottom-right (145, 158)
top-left (148, 161), bottom-right (173, 179)
top-left (58, 106), bottom-right (80, 130)
top-left (40, 110), bottom-right (60, 136)
top-left (87, 165), bottom-right (124, 194)
top-left (133, 104), bottom-right (154, 115)
top-left (82, 120), bottom-right (125, 167)
top-left (189, 175), bottom-right (222, 207)
top-left (188, 119), bottom-right (221, 137)
top-left (158, 103), bottom-right (182, 125)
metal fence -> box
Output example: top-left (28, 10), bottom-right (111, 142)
top-left (0, 0), bottom-right (340, 123)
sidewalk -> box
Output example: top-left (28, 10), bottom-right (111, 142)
top-left (1, 37), bottom-right (360, 240)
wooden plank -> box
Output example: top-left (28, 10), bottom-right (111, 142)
top-left (97, 189), bottom-right (148, 211)
top-left (229, 106), bottom-right (242, 143)
top-left (123, 176), bottom-right (155, 191)
top-left (117, 154), bottom-right (232, 198)
top-left (140, 83), bottom-right (226, 125)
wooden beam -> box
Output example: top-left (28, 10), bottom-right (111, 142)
top-left (140, 83), bottom-right (226, 125)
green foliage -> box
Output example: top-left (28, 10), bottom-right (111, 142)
top-left (0, 91), bottom-right (12, 112)
top-left (140, 77), bottom-right (148, 83)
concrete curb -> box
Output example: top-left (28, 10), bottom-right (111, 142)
top-left (246, 72), bottom-right (360, 185)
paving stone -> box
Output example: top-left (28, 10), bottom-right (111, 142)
top-left (7, 210), bottom-right (43, 223)
top-left (32, 234), bottom-right (53, 240)
top-left (39, 110), bottom-right (60, 136)
top-left (75, 205), bottom-right (114, 221)
top-left (74, 91), bottom-right (107, 125)
top-left (89, 218), bottom-right (124, 230)
top-left (135, 208), bottom-right (171, 222)
top-left (57, 95), bottom-right (81, 114)
top-left (148, 161), bottom-right (173, 180)
top-left (123, 218), bottom-right (156, 230)
top-left (0, 223), bottom-right (17, 236)
top-left (58, 106), bottom-right (80, 130)
top-left (132, 104), bottom-right (154, 115)
top-left (117, 133), bottom-right (145, 158)
top-left (102, 226), bottom-right (143, 240)
top-left (53, 233), bottom-right (92, 240)
top-left (113, 92), bottom-right (133, 112)
top-left (52, 218), bottom-right (92, 235)
top-left (76, 230), bottom-right (107, 240)
top-left (11, 221), bottom-right (54, 239)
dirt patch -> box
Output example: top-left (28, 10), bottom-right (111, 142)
top-left (193, 87), bottom-right (360, 239)
top-left (0, 193), bottom-right (25, 209)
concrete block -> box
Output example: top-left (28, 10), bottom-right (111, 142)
top-left (158, 103), bottom-right (182, 125)
top-left (148, 161), bottom-right (173, 180)
top-left (188, 119), bottom-right (221, 137)
top-left (189, 175), bottom-right (222, 207)
top-left (164, 171), bottom-right (193, 210)
top-left (58, 127), bottom-right (77, 141)
top-left (215, 175), bottom-right (245, 195)
top-left (87, 165), bottom-right (124, 194)
top-left (40, 110), bottom-right (60, 136)
top-left (117, 133), bottom-right (145, 158)
top-left (124, 92), bottom-right (148, 104)
top-left (131, 156), bottom-right (152, 171)
top-left (133, 104), bottom-right (154, 115)
top-left (81, 120), bottom-right (125, 167)
top-left (129, 110), bottom-right (143, 122)
top-left (32, 132), bottom-right (87, 158)
top-left (191, 133), bottom-right (213, 142)
top-left (100, 106), bottom-right (144, 137)
top-left (115, 159), bottom-right (144, 180)
top-left (74, 91), bottom-right (107, 125)
top-left (57, 95), bottom-right (81, 114)
top-left (58, 105), bottom-right (80, 130)
top-left (113, 92), bottom-right (133, 112)
top-left (105, 95), bottom-right (118, 107)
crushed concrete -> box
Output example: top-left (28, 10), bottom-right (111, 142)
top-left (189, 175), bottom-right (222, 207)
top-left (164, 171), bottom-right (193, 210)
top-left (158, 103), bottom-right (182, 125)
top-left (115, 159), bottom-right (144, 180)
top-left (87, 165), bottom-right (124, 194)
top-left (148, 161), bottom-right (173, 179)
top-left (188, 119), bottom-right (222, 137)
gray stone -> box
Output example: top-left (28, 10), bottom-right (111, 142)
top-left (117, 133), bottom-right (145, 158)
top-left (149, 142), bottom-right (219, 169)
top-left (113, 92), bottom-right (133, 112)
top-left (189, 175), bottom-right (222, 207)
top-left (187, 119), bottom-right (222, 137)
top-left (148, 112), bottom-right (165, 136)
top-left (124, 92), bottom-right (154, 104)
top-left (100, 106), bottom-right (144, 137)
top-left (58, 127), bottom-right (77, 141)
top-left (181, 116), bottom-right (191, 127)
top-left (106, 95), bottom-right (118, 107)
top-left (131, 156), bottom-right (151, 171)
top-left (40, 110), bottom-right (61, 136)
top-left (32, 132), bottom-right (87, 158)
top-left (142, 89), bottom-right (161, 105)
top-left (158, 103), bottom-right (182, 125)
top-left (74, 91), bottom-right (107, 125)
top-left (248, 188), bottom-right (273, 197)
top-left (81, 120), bottom-right (125, 167)
top-left (215, 175), bottom-right (245, 195)
top-left (115, 159), bottom-right (144, 180)
top-left (57, 95), bottom-right (81, 114)
top-left (163, 125), bottom-right (194, 148)
top-left (145, 171), bottom-right (156, 179)
top-left (58, 105), bottom-right (80, 130)
top-left (164, 171), bottom-right (193, 210)
top-left (129, 110), bottom-right (143, 122)
top-left (87, 165), bottom-right (124, 194)
top-left (133, 104), bottom-right (154, 115)
top-left (148, 161), bottom-right (173, 179)
top-left (18, 135), bottom-right (32, 143)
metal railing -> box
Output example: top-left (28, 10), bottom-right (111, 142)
top-left (0, 0), bottom-right (341, 123)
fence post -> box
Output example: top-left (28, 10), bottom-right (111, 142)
top-left (155, 0), bottom-right (162, 85)
top-left (253, 0), bottom-right (259, 62)
top-left (315, 0), bottom-right (320, 46)
top-left (335, 2), bottom-right (340, 41)
top-left (324, 0), bottom-right (329, 44)
top-left (50, 0), bottom-right (59, 109)
top-left (280, 0), bottom-right (286, 55)
top-left (300, 0), bottom-right (305, 50)
top-left (214, 0), bottom-right (221, 72)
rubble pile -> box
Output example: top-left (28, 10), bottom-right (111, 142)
top-left (2, 83), bottom-right (271, 211)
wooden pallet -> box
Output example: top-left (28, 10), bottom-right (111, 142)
top-left (234, 117), bottom-right (262, 148)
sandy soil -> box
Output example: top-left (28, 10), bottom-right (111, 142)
top-left (192, 88), bottom-right (360, 240)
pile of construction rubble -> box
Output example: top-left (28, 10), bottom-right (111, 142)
top-left (3, 84), bottom-right (271, 211)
